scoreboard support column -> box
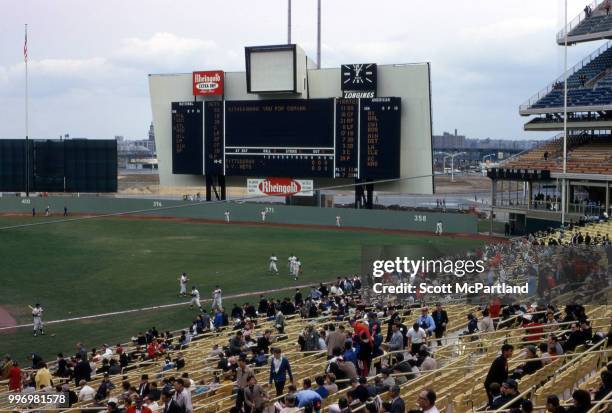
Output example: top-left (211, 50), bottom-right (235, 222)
top-left (205, 175), bottom-right (226, 202)
top-left (366, 180), bottom-right (374, 209)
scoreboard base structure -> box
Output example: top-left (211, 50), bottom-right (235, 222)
top-left (205, 174), bottom-right (226, 202)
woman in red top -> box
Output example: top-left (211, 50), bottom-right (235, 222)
top-left (8, 361), bottom-right (22, 392)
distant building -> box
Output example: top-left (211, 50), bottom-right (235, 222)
top-left (115, 126), bottom-right (157, 170)
top-left (433, 130), bottom-right (465, 149)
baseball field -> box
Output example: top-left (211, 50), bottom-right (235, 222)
top-left (0, 214), bottom-right (486, 363)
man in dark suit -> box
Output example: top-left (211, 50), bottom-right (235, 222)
top-left (160, 390), bottom-right (182, 413)
top-left (138, 374), bottom-right (150, 397)
top-left (269, 348), bottom-right (293, 396)
top-left (73, 355), bottom-right (91, 386)
top-left (387, 385), bottom-right (405, 413)
top-left (484, 344), bottom-right (514, 406)
top-left (431, 303), bottom-right (449, 347)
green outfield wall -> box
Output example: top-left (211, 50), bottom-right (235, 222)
top-left (0, 196), bottom-right (478, 233)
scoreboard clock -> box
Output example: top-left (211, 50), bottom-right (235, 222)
top-left (341, 63), bottom-right (377, 98)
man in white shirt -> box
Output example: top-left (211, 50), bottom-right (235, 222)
top-left (212, 286), bottom-right (223, 310)
top-left (178, 273), bottom-right (189, 297)
top-left (407, 323), bottom-right (427, 355)
top-left (269, 255), bottom-right (278, 274)
top-left (78, 380), bottom-right (96, 401)
top-left (417, 389), bottom-right (440, 413)
top-left (189, 287), bottom-right (202, 311)
top-left (173, 379), bottom-right (193, 413)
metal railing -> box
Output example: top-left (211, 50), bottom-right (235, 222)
top-left (519, 41), bottom-right (612, 112)
top-left (556, 0), bottom-right (607, 42)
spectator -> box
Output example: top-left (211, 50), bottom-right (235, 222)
top-left (385, 385), bottom-right (405, 413)
top-left (295, 378), bottom-right (323, 411)
top-left (244, 375), bottom-right (268, 413)
top-left (479, 309), bottom-right (495, 333)
top-left (566, 389), bottom-right (591, 413)
top-left (484, 344), bottom-right (514, 405)
top-left (546, 395), bottom-right (567, 413)
top-left (326, 325), bottom-right (347, 358)
top-left (35, 362), bottom-right (52, 389)
top-left (407, 323), bottom-right (427, 355)
top-left (591, 370), bottom-right (612, 401)
top-left (269, 348), bottom-right (293, 396)
top-left (491, 379), bottom-right (523, 409)
top-left (172, 378), bottom-right (193, 413)
top-left (416, 388), bottom-right (439, 413)
top-left (431, 303), bottom-right (449, 346)
top-left (8, 361), bottom-right (22, 392)
top-left (78, 380), bottom-right (96, 401)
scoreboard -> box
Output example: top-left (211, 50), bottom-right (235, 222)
top-left (171, 101), bottom-right (203, 174)
top-left (171, 97), bottom-right (401, 179)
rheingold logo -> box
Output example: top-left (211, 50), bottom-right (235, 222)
top-left (193, 71), bottom-right (224, 95)
top-left (258, 178), bottom-right (302, 196)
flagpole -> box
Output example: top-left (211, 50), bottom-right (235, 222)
top-left (25, 23), bottom-right (29, 197)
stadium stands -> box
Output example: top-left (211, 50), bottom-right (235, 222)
top-left (500, 133), bottom-right (612, 174)
top-left (0, 271), bottom-right (610, 413)
top-left (520, 42), bottom-right (612, 113)
top-left (558, 1), bottom-right (612, 44)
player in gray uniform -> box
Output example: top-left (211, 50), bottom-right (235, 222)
top-left (30, 303), bottom-right (44, 336)
top-left (178, 272), bottom-right (189, 297)
top-left (212, 286), bottom-right (223, 310)
top-left (269, 254), bottom-right (278, 274)
top-left (190, 287), bottom-right (203, 311)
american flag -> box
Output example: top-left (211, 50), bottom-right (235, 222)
top-left (24, 25), bottom-right (28, 62)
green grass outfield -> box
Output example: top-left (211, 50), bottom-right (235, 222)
top-left (0, 216), bottom-right (485, 362)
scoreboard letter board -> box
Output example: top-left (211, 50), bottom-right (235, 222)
top-left (359, 97), bottom-right (401, 179)
top-left (224, 99), bottom-right (335, 177)
top-left (172, 101), bottom-right (203, 175)
top-left (204, 101), bottom-right (224, 175)
top-left (335, 99), bottom-right (359, 178)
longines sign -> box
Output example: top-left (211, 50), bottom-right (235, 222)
top-left (341, 63), bottom-right (377, 98)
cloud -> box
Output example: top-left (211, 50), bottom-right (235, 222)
top-left (113, 32), bottom-right (218, 70)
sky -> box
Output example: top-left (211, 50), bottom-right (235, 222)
top-left (0, 0), bottom-right (603, 141)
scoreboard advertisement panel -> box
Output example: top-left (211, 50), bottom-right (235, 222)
top-left (171, 101), bottom-right (203, 175)
top-left (171, 97), bottom-right (401, 179)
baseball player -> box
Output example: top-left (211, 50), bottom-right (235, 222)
top-left (260, 210), bottom-right (267, 222)
top-left (336, 216), bottom-right (341, 227)
top-left (212, 286), bottom-right (223, 310)
top-left (224, 210), bottom-right (230, 223)
top-left (287, 254), bottom-right (296, 276)
top-left (190, 287), bottom-right (203, 311)
top-left (45, 205), bottom-right (50, 217)
top-left (269, 254), bottom-right (279, 274)
top-left (29, 304), bottom-right (44, 336)
top-left (435, 220), bottom-right (443, 236)
top-left (293, 257), bottom-right (302, 280)
top-left (178, 272), bottom-right (189, 297)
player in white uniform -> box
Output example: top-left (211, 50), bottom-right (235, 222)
top-left (212, 286), bottom-right (223, 310)
top-left (293, 258), bottom-right (301, 280)
top-left (269, 254), bottom-right (278, 274)
top-left (435, 220), bottom-right (443, 236)
top-left (178, 272), bottom-right (189, 296)
top-left (336, 216), bottom-right (341, 227)
top-left (287, 254), bottom-right (296, 276)
top-left (190, 287), bottom-right (202, 311)
top-left (224, 211), bottom-right (230, 223)
top-left (260, 210), bottom-right (267, 222)
top-left (30, 303), bottom-right (44, 336)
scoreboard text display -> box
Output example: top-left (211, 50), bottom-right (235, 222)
top-left (171, 97), bottom-right (401, 179)
top-left (171, 101), bottom-right (203, 175)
